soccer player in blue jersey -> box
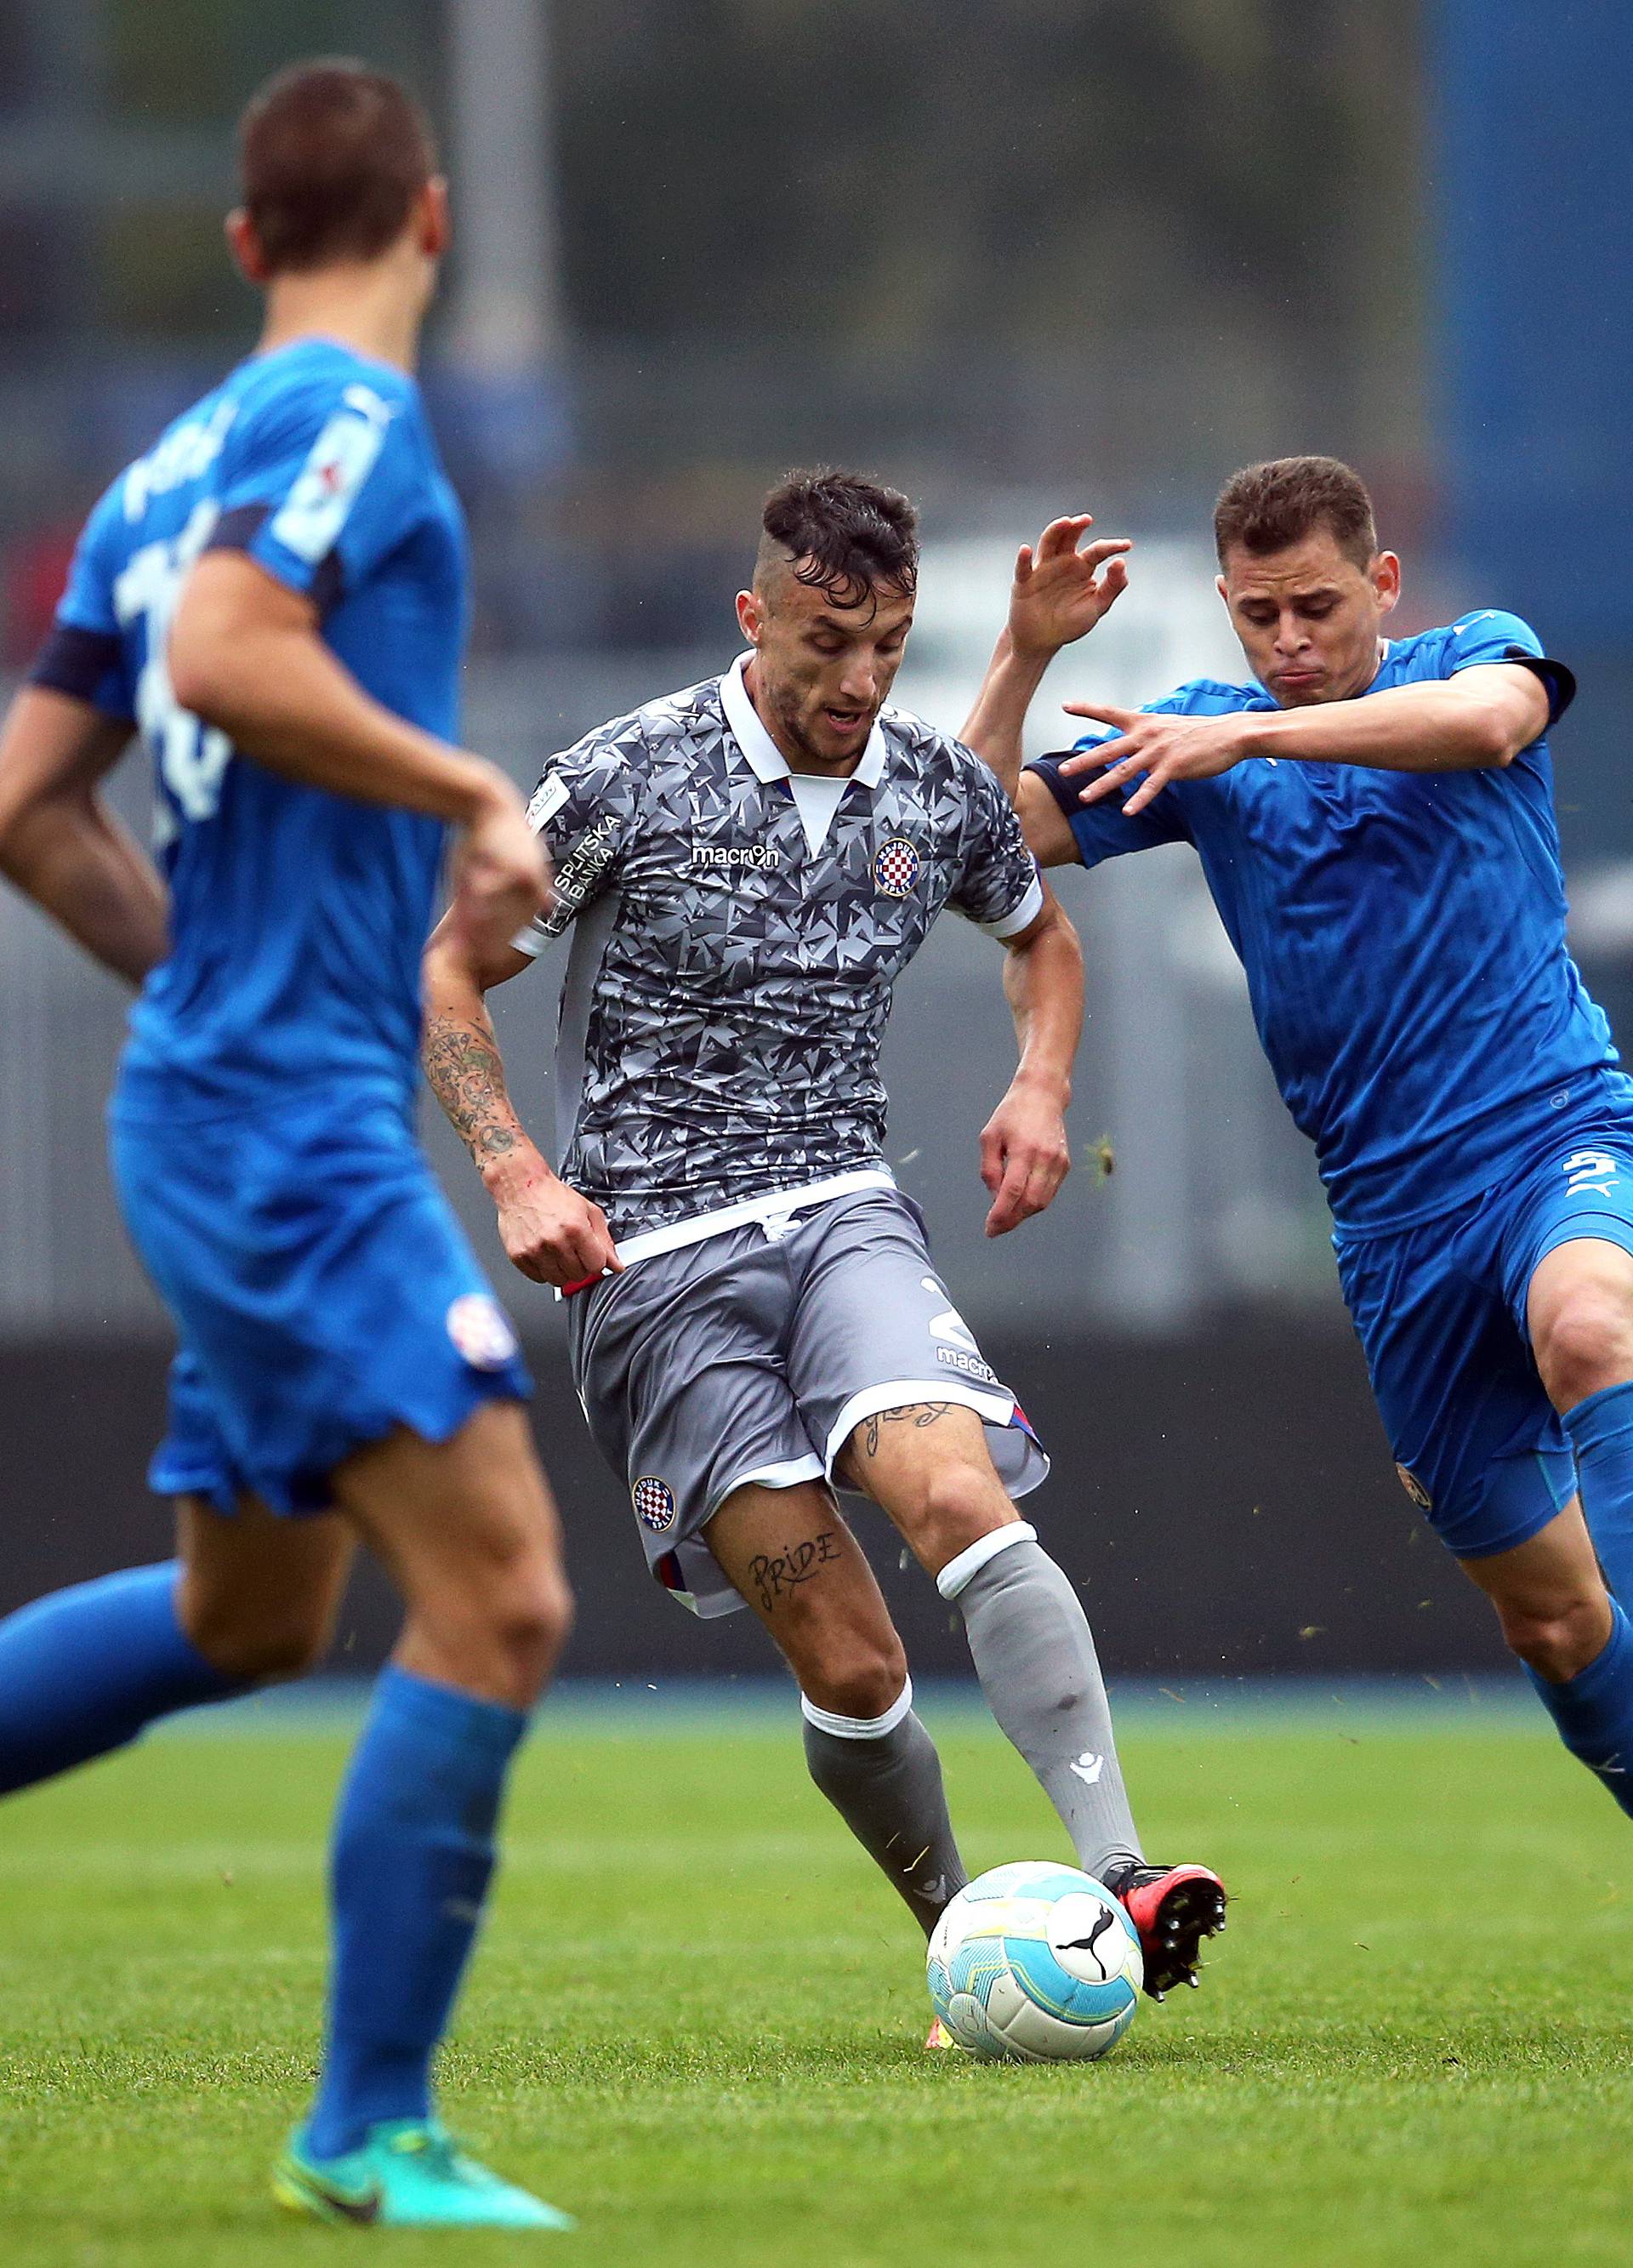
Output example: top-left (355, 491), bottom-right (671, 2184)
top-left (0, 62), bottom-right (576, 2228)
top-left (963, 455), bottom-right (1633, 1826)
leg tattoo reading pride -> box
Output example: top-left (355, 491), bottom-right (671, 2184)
top-left (748, 1530), bottom-right (840, 1613)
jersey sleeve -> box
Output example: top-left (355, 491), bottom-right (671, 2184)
top-left (206, 377), bottom-right (427, 614)
top-left (26, 482), bottom-right (136, 721)
top-left (1444, 609), bottom-right (1576, 727)
top-left (1026, 693), bottom-right (1195, 870)
top-left (511, 729), bottom-right (646, 957)
top-left (947, 754), bottom-right (1046, 937)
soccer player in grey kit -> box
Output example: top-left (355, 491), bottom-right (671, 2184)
top-left (423, 474), bottom-right (1225, 2005)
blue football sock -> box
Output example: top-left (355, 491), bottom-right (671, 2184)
top-left (304, 1665), bottom-right (530, 2159)
top-left (0, 1561), bottom-right (242, 1797)
top-left (1526, 1598), bottom-right (1633, 1820)
top-left (1564, 1380), bottom-right (1633, 1609)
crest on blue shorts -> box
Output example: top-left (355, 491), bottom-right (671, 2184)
top-left (445, 1293), bottom-right (519, 1370)
top-left (633, 1475), bottom-right (677, 1532)
top-left (873, 835), bottom-right (921, 898)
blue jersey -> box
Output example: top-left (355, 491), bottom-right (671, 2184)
top-left (31, 337), bottom-right (468, 1116)
top-left (1028, 613), bottom-right (1612, 1231)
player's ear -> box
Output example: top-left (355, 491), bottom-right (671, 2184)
top-left (225, 208), bottom-right (270, 288)
top-left (1372, 551), bottom-right (1402, 616)
top-left (418, 178), bottom-right (452, 262)
top-left (1214, 572), bottom-right (1230, 609)
top-left (736, 589), bottom-right (761, 645)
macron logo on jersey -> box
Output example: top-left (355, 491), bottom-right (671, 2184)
top-left (268, 385), bottom-right (396, 565)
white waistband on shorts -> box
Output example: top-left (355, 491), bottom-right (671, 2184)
top-left (553, 1168), bottom-right (899, 1298)
top-left (614, 1168), bottom-right (897, 1271)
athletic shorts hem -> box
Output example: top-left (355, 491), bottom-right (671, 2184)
top-left (148, 1357), bottom-right (530, 1517)
top-left (1442, 1494), bottom-right (1573, 1561)
top-left (822, 1378), bottom-right (1018, 1477)
top-left (708, 1452), bottom-right (826, 1514)
top-left (1529, 1206), bottom-right (1633, 1276)
top-left (1406, 1442), bottom-right (1579, 1569)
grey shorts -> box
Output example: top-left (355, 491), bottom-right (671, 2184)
top-left (565, 1187), bottom-right (1049, 1617)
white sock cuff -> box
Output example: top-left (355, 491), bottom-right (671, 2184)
top-left (936, 1520), bottom-right (1038, 1601)
top-left (800, 1675), bottom-right (914, 1741)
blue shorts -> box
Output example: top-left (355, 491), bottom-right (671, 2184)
top-left (110, 1084), bottom-right (531, 1515)
top-left (1334, 1108), bottom-right (1633, 1559)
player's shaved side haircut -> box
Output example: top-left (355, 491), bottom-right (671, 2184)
top-left (1214, 456), bottom-right (1379, 572)
top-left (239, 58), bottom-right (437, 276)
top-left (756, 470), bottom-right (919, 613)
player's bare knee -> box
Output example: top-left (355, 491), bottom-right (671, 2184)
top-left (183, 1594), bottom-right (336, 1684)
top-left (912, 1459), bottom-right (1011, 1565)
top-left (1533, 1290), bottom-right (1633, 1410)
top-left (769, 1586), bottom-right (906, 1718)
top-left (1498, 1592), bottom-right (1609, 1682)
top-left (486, 1560), bottom-right (574, 1690)
top-left (799, 1638), bottom-right (908, 1723)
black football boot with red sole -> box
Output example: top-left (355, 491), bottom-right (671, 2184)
top-left (1102, 1861), bottom-right (1228, 1998)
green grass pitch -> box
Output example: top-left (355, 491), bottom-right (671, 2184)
top-left (3, 1690), bottom-right (1632, 2266)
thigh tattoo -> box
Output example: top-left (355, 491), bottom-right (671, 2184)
top-left (859, 1403), bottom-right (953, 1461)
top-left (747, 1529), bottom-right (841, 1613)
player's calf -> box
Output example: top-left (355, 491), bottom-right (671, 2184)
top-left (293, 1405), bottom-right (572, 2163)
top-left (1460, 1507), bottom-right (1633, 1821)
top-left (849, 1405), bottom-right (1147, 1886)
top-left (708, 1479), bottom-right (966, 1935)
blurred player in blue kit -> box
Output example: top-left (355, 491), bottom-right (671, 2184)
top-left (964, 455), bottom-right (1633, 1824)
top-left (0, 61), bottom-right (577, 2229)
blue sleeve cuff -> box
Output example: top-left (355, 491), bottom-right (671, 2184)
top-left (26, 623), bottom-right (134, 722)
top-left (1024, 755), bottom-right (1084, 818)
top-left (1506, 650), bottom-right (1576, 727)
top-left (206, 504), bottom-right (344, 615)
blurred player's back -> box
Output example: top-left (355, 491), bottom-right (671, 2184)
top-left (0, 59), bottom-right (574, 2229)
top-left (65, 339), bottom-right (464, 1107)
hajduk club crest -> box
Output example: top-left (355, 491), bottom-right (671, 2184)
top-left (632, 1476), bottom-right (678, 1532)
top-left (873, 835), bottom-right (921, 898)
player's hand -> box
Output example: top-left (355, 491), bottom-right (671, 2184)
top-left (1056, 704), bottom-right (1256, 814)
top-left (1008, 516), bottom-right (1132, 663)
top-left (488, 1154), bottom-right (623, 1288)
top-left (979, 1079), bottom-right (1071, 1237)
top-left (449, 771), bottom-right (552, 966)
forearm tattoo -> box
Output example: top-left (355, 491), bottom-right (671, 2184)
top-left (748, 1530), bottom-right (840, 1612)
top-left (423, 1007), bottom-right (523, 1166)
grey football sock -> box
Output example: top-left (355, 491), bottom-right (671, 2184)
top-left (801, 1678), bottom-right (968, 1937)
top-left (941, 1524), bottom-right (1143, 1882)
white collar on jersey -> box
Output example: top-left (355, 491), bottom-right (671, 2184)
top-left (720, 652), bottom-right (888, 791)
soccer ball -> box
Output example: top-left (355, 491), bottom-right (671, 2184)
top-left (927, 1861), bottom-right (1142, 2062)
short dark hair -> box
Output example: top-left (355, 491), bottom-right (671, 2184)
top-left (239, 59), bottom-right (437, 276)
top-left (1213, 456), bottom-right (1378, 572)
top-left (758, 470), bottom-right (919, 611)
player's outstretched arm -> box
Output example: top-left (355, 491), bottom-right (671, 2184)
top-left (1060, 664), bottom-right (1551, 814)
top-left (959, 516), bottom-right (1131, 801)
top-left (421, 913), bottom-right (621, 1290)
top-left (170, 551), bottom-right (546, 963)
top-left (980, 888), bottom-right (1083, 1239)
top-left (0, 686), bottom-right (166, 985)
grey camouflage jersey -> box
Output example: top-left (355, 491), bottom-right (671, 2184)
top-left (515, 655), bottom-right (1044, 1239)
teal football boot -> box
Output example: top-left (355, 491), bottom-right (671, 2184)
top-left (273, 2118), bottom-right (575, 2230)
